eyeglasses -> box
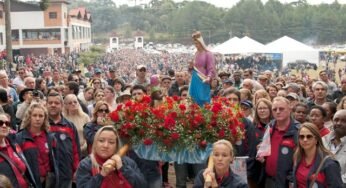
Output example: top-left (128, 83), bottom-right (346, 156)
top-left (18, 72), bottom-right (24, 75)
top-left (132, 92), bottom-right (143, 96)
top-left (93, 82), bottom-right (101, 84)
top-left (0, 120), bottom-right (10, 127)
top-left (272, 107), bottom-right (285, 112)
top-left (98, 109), bottom-right (110, 113)
top-left (139, 69), bottom-right (146, 72)
top-left (299, 134), bottom-right (314, 140)
top-left (181, 94), bottom-right (187, 97)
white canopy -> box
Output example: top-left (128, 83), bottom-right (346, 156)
top-left (212, 36), bottom-right (265, 54)
top-left (264, 36), bottom-right (319, 67)
top-left (212, 37), bottom-right (240, 54)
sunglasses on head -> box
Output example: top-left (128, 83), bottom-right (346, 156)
top-left (0, 120), bottom-right (10, 127)
top-left (299, 134), bottom-right (314, 140)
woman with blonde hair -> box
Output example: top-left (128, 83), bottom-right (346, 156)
top-left (239, 88), bottom-right (252, 102)
top-left (253, 89), bottom-right (271, 106)
top-left (193, 139), bottom-right (247, 188)
top-left (76, 126), bottom-right (147, 188)
top-left (293, 123), bottom-right (343, 187)
top-left (16, 104), bottom-right (59, 188)
top-left (84, 101), bottom-right (110, 153)
top-left (63, 94), bottom-right (90, 155)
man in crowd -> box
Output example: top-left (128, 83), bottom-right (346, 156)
top-left (13, 67), bottom-right (26, 88)
top-left (0, 71), bottom-right (18, 103)
top-left (24, 76), bottom-right (36, 89)
top-left (233, 71), bottom-right (242, 90)
top-left (169, 71), bottom-right (187, 96)
top-left (323, 109), bottom-right (346, 185)
top-left (47, 92), bottom-right (81, 188)
top-left (131, 65), bottom-right (150, 87)
top-left (307, 81), bottom-right (330, 109)
top-left (319, 70), bottom-right (337, 96)
top-left (48, 69), bottom-right (64, 87)
top-left (259, 97), bottom-right (299, 188)
top-left (332, 75), bottom-right (346, 103)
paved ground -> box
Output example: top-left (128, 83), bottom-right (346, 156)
top-left (167, 163), bottom-right (194, 188)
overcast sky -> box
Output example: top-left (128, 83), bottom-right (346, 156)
top-left (115, 0), bottom-right (346, 8)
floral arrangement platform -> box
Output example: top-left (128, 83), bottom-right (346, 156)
top-left (109, 96), bottom-right (245, 164)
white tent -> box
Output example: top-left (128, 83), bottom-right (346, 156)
top-left (227, 36), bottom-right (265, 54)
top-left (212, 37), bottom-right (240, 54)
top-left (264, 36), bottom-right (319, 67)
top-left (212, 36), bottom-right (265, 54)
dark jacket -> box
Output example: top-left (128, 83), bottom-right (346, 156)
top-left (234, 118), bottom-right (257, 181)
top-left (293, 151), bottom-right (343, 188)
top-left (168, 81), bottom-right (185, 96)
top-left (264, 118), bottom-right (300, 188)
top-left (193, 168), bottom-right (248, 188)
top-left (83, 122), bottom-right (101, 147)
top-left (49, 116), bottom-right (81, 182)
top-left (0, 135), bottom-right (37, 188)
top-left (76, 156), bottom-right (147, 188)
top-left (128, 150), bottom-right (161, 183)
top-left (16, 128), bottom-right (59, 188)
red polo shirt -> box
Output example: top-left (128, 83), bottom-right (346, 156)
top-left (265, 122), bottom-right (290, 177)
top-left (319, 127), bottom-right (330, 138)
top-left (31, 131), bottom-right (51, 177)
top-left (296, 156), bottom-right (316, 188)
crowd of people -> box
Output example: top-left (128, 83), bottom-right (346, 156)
top-left (0, 32), bottom-right (345, 188)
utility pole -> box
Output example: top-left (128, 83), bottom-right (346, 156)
top-left (5, 0), bottom-right (13, 69)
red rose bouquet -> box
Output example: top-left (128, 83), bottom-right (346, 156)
top-left (109, 95), bottom-right (245, 151)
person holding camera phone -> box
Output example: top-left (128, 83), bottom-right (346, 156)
top-left (15, 88), bottom-right (36, 129)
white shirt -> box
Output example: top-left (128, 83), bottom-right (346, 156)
top-left (323, 132), bottom-right (346, 183)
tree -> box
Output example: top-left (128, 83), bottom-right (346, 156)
top-left (4, 0), bottom-right (50, 68)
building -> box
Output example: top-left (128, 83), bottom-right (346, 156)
top-left (0, 0), bottom-right (92, 55)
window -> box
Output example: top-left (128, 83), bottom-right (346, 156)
top-left (11, 30), bottom-right (19, 41)
top-left (49, 12), bottom-right (57, 19)
top-left (22, 29), bottom-right (61, 40)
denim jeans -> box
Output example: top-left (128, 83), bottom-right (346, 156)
top-left (174, 163), bottom-right (205, 188)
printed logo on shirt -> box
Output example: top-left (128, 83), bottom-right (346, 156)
top-left (235, 140), bottom-right (242, 146)
top-left (281, 147), bottom-right (289, 155)
top-left (60, 134), bottom-right (66, 140)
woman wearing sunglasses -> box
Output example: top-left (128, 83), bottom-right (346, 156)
top-left (76, 126), bottom-right (147, 188)
top-left (293, 122), bottom-right (343, 188)
top-left (0, 113), bottom-right (37, 188)
top-left (84, 101), bottom-right (110, 154)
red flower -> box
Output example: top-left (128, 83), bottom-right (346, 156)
top-left (141, 95), bottom-right (151, 103)
top-left (171, 132), bottom-right (180, 140)
top-left (218, 129), bottom-right (225, 138)
top-left (143, 138), bottom-right (153, 145)
top-left (211, 102), bottom-right (222, 113)
top-left (116, 104), bottom-right (123, 111)
top-left (179, 104), bottom-right (186, 111)
top-left (172, 95), bottom-right (179, 101)
top-left (109, 111), bottom-right (120, 122)
top-left (164, 116), bottom-right (175, 129)
top-left (199, 140), bottom-right (207, 148)
top-left (169, 112), bottom-right (178, 119)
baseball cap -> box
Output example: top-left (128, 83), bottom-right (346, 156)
top-left (241, 100), bottom-right (253, 108)
top-left (137, 65), bottom-right (146, 70)
top-left (286, 93), bottom-right (299, 100)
